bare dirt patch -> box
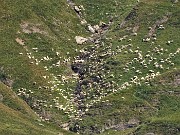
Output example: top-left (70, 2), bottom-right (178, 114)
top-left (15, 38), bottom-right (25, 45)
top-left (20, 21), bottom-right (48, 35)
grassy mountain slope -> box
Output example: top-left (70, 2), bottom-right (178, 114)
top-left (0, 82), bottom-right (75, 135)
top-left (0, 0), bottom-right (87, 134)
top-left (0, 0), bottom-right (89, 127)
top-left (68, 0), bottom-right (180, 134)
top-left (0, 0), bottom-right (179, 135)
top-left (74, 0), bottom-right (136, 25)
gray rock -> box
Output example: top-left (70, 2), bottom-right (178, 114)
top-left (93, 25), bottom-right (100, 32)
top-left (75, 36), bottom-right (88, 45)
top-left (80, 19), bottom-right (87, 25)
top-left (172, 0), bottom-right (178, 3)
top-left (88, 25), bottom-right (95, 33)
top-left (128, 118), bottom-right (140, 126)
top-left (60, 123), bottom-right (69, 131)
top-left (1, 77), bottom-right (13, 87)
top-left (74, 6), bottom-right (81, 13)
top-left (0, 94), bottom-right (3, 102)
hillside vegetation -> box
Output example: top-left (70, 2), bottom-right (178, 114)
top-left (0, 0), bottom-right (179, 135)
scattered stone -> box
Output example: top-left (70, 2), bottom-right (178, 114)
top-left (74, 6), bottom-right (81, 13)
top-left (60, 123), bottom-right (69, 131)
top-left (0, 76), bottom-right (13, 88)
top-left (15, 38), bottom-right (25, 45)
top-left (172, 0), bottom-right (178, 3)
top-left (0, 94), bottom-right (3, 102)
top-left (80, 19), bottom-right (87, 25)
top-left (93, 25), bottom-right (100, 32)
top-left (79, 5), bottom-right (85, 10)
top-left (146, 133), bottom-right (155, 135)
top-left (99, 21), bottom-right (106, 26)
top-left (75, 36), bottom-right (88, 45)
top-left (127, 118), bottom-right (140, 127)
top-left (88, 25), bottom-right (95, 33)
top-left (132, 25), bottom-right (140, 33)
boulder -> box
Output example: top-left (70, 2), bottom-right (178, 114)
top-left (88, 25), bottom-right (95, 33)
top-left (79, 5), bottom-right (85, 10)
top-left (74, 6), bottom-right (81, 13)
top-left (60, 123), bottom-right (69, 131)
top-left (94, 25), bottom-right (100, 32)
top-left (81, 19), bottom-right (87, 25)
top-left (75, 36), bottom-right (88, 45)
top-left (0, 77), bottom-right (13, 87)
top-left (99, 21), bottom-right (106, 26)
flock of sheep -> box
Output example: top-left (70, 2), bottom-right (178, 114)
top-left (16, 19), bottom-right (179, 123)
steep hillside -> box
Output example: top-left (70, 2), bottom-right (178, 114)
top-left (0, 82), bottom-right (75, 135)
top-left (0, 0), bottom-right (87, 134)
top-left (0, 0), bottom-right (179, 135)
top-left (0, 0), bottom-right (88, 127)
top-left (66, 0), bottom-right (180, 134)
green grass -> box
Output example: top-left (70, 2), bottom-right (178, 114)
top-left (0, 0), bottom-right (89, 126)
top-left (74, 0), bottom-right (137, 25)
top-left (0, 82), bottom-right (75, 135)
top-left (66, 0), bottom-right (180, 134)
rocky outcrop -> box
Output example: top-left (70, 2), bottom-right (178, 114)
top-left (0, 67), bottom-right (13, 88)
